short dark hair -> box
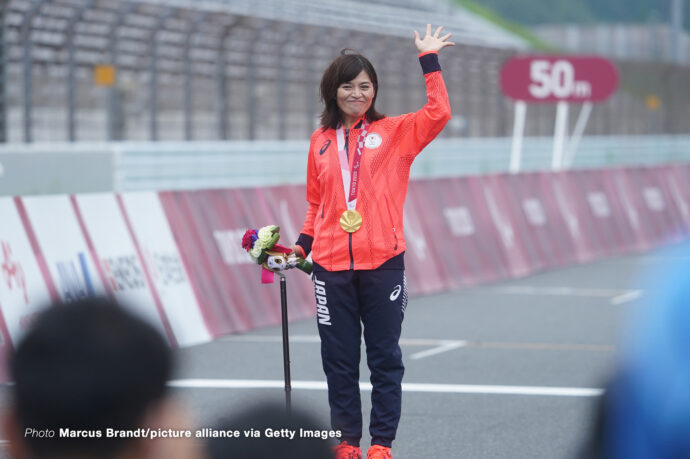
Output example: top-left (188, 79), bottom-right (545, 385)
top-left (9, 297), bottom-right (173, 458)
top-left (319, 49), bottom-right (385, 130)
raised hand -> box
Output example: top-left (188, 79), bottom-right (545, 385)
top-left (414, 24), bottom-right (455, 54)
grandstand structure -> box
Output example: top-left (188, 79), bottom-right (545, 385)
top-left (533, 23), bottom-right (690, 64)
top-left (2, 0), bottom-right (688, 145)
top-left (1, 0), bottom-right (522, 143)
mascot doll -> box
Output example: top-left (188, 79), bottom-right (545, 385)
top-left (241, 225), bottom-right (312, 283)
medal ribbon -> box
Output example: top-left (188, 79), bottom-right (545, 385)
top-left (336, 120), bottom-right (369, 210)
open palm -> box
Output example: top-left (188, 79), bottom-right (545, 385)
top-left (414, 24), bottom-right (455, 53)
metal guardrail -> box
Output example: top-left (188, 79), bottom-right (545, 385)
top-left (2, 135), bottom-right (688, 195)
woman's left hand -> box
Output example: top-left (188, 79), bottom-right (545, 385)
top-left (414, 24), bottom-right (455, 54)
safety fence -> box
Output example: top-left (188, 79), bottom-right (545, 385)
top-left (6, 0), bottom-right (690, 144)
top-left (1, 163), bottom-right (689, 381)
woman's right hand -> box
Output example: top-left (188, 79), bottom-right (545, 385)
top-left (289, 245), bottom-right (304, 257)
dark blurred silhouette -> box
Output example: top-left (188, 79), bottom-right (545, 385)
top-left (207, 402), bottom-right (335, 459)
top-left (578, 247), bottom-right (690, 458)
top-left (2, 296), bottom-right (201, 459)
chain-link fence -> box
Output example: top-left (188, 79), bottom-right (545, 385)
top-left (1, 0), bottom-right (689, 144)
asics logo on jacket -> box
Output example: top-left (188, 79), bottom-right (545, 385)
top-left (319, 140), bottom-right (331, 156)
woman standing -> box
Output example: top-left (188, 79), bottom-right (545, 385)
top-left (291, 24), bottom-right (454, 459)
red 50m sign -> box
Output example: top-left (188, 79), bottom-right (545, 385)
top-left (500, 56), bottom-right (618, 103)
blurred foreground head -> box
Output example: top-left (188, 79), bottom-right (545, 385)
top-left (4, 297), bottom-right (174, 459)
top-left (585, 247), bottom-right (690, 458)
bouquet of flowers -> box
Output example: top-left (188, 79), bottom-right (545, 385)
top-left (241, 225), bottom-right (312, 284)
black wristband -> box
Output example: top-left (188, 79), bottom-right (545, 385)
top-left (295, 233), bottom-right (314, 257)
top-left (419, 53), bottom-right (441, 75)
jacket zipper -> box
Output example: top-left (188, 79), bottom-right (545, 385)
top-left (384, 195), bottom-right (398, 251)
top-left (348, 233), bottom-right (354, 270)
top-left (321, 203), bottom-right (324, 218)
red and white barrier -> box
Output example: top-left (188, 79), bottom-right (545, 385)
top-left (1, 164), bottom-right (689, 382)
top-left (416, 177), bottom-right (509, 289)
top-left (663, 164), bottom-right (690, 235)
top-left (117, 193), bottom-right (211, 346)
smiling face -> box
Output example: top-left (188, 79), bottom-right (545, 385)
top-left (336, 70), bottom-right (375, 128)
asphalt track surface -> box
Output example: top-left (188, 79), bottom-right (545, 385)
top-left (2, 243), bottom-right (687, 459)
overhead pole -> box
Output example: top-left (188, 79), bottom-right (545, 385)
top-left (106, 2), bottom-right (137, 141)
top-left (216, 18), bottom-right (236, 140)
top-left (149, 9), bottom-right (176, 141)
top-left (671, 0), bottom-right (684, 64)
top-left (302, 28), bottom-right (321, 137)
top-left (277, 23), bottom-right (301, 140)
top-left (247, 19), bottom-right (267, 140)
top-left (21, 0), bottom-right (49, 143)
top-left (509, 101), bottom-right (527, 173)
top-left (66, 0), bottom-right (98, 142)
top-left (0, 0), bottom-right (7, 142)
top-left (551, 101), bottom-right (569, 171)
top-left (184, 12), bottom-right (207, 141)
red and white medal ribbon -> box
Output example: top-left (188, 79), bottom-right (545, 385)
top-left (335, 120), bottom-right (369, 210)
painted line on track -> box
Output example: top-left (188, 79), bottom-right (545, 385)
top-left (168, 379), bottom-right (603, 398)
top-left (410, 341), bottom-right (467, 360)
top-left (491, 285), bottom-right (643, 299)
top-left (223, 335), bottom-right (320, 343)
top-left (610, 290), bottom-right (643, 305)
top-left (223, 335), bottom-right (615, 352)
top-left (473, 341), bottom-right (615, 351)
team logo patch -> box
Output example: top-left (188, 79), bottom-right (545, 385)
top-left (319, 140), bottom-right (331, 155)
top-left (364, 133), bottom-right (382, 149)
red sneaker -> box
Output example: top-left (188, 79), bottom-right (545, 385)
top-left (367, 444), bottom-right (392, 459)
top-left (333, 441), bottom-right (362, 459)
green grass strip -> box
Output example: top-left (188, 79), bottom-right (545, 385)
top-left (453, 0), bottom-right (558, 51)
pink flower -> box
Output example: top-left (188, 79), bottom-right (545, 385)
top-left (241, 229), bottom-right (258, 252)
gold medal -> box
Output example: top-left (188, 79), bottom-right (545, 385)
top-left (340, 209), bottom-right (363, 233)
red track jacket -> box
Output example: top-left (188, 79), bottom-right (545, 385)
top-left (297, 52), bottom-right (451, 271)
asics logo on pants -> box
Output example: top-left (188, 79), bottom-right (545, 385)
top-left (390, 285), bottom-right (402, 301)
top-left (313, 276), bottom-right (331, 326)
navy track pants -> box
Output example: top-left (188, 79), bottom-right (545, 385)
top-left (312, 259), bottom-right (407, 448)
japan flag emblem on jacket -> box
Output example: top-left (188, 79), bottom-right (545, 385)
top-left (365, 132), bottom-right (382, 149)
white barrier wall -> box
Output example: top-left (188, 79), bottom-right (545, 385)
top-left (120, 192), bottom-right (210, 346)
top-left (21, 195), bottom-right (107, 302)
top-left (74, 194), bottom-right (174, 343)
top-left (0, 198), bottom-right (52, 344)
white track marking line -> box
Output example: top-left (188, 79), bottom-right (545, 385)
top-left (492, 285), bottom-right (641, 297)
top-left (222, 335), bottom-right (614, 352)
top-left (475, 342), bottom-right (615, 351)
top-left (610, 290), bottom-right (643, 305)
top-left (224, 335), bottom-right (462, 348)
top-left (168, 379), bottom-right (603, 398)
top-left (410, 340), bottom-right (467, 360)
top-left (222, 335), bottom-right (321, 343)
top-left (638, 256), bottom-right (690, 262)
top-left (226, 336), bottom-right (468, 360)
